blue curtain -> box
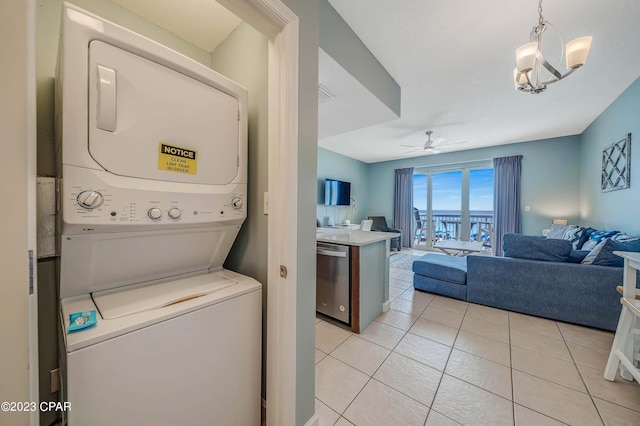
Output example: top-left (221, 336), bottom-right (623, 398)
top-left (493, 156), bottom-right (523, 256)
top-left (394, 168), bottom-right (414, 248)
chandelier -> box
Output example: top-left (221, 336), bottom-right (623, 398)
top-left (514, 0), bottom-right (592, 94)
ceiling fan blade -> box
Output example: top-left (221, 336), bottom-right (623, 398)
top-left (431, 149), bottom-right (442, 154)
top-left (431, 137), bottom-right (446, 146)
top-left (400, 144), bottom-right (423, 148)
top-left (437, 140), bottom-right (467, 147)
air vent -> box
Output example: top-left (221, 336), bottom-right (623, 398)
top-left (318, 83), bottom-right (336, 103)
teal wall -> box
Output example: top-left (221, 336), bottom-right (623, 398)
top-left (324, 76), bottom-right (640, 240)
top-left (579, 76), bottom-right (640, 235)
top-left (280, 0), bottom-right (319, 424)
top-left (213, 23), bottom-right (269, 289)
top-left (317, 147), bottom-right (369, 225)
top-left (365, 136), bottom-right (582, 236)
top-left (210, 22), bottom-right (269, 398)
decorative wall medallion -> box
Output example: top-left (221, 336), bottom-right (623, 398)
top-left (601, 133), bottom-right (631, 192)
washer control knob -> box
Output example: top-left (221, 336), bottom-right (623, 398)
top-left (231, 196), bottom-right (243, 209)
top-left (148, 207), bottom-right (163, 220)
top-left (77, 190), bottom-right (104, 209)
top-left (168, 208), bottom-right (181, 219)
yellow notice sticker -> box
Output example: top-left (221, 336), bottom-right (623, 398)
top-left (158, 143), bottom-right (197, 175)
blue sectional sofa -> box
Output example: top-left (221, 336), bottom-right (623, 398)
top-left (413, 232), bottom-right (640, 331)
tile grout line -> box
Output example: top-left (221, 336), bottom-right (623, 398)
top-left (509, 311), bottom-right (516, 425)
top-left (558, 323), bottom-right (607, 426)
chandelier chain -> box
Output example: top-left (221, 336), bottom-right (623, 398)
top-left (537, 0), bottom-right (544, 28)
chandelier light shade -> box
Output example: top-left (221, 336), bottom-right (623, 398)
top-left (566, 36), bottom-right (593, 69)
top-left (514, 0), bottom-right (592, 94)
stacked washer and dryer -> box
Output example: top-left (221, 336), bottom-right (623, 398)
top-left (56, 3), bottom-right (261, 425)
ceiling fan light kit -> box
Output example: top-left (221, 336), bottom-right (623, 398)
top-left (400, 130), bottom-right (453, 155)
top-left (514, 0), bottom-right (592, 94)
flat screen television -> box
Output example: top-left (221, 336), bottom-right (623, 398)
top-left (325, 179), bottom-right (351, 206)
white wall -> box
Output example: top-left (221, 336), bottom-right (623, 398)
top-left (0, 1), bottom-right (32, 425)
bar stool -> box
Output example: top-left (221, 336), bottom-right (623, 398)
top-left (604, 251), bottom-right (640, 382)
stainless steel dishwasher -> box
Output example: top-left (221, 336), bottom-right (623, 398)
top-left (316, 242), bottom-right (350, 324)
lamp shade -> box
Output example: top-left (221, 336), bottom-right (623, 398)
top-left (566, 36), bottom-right (592, 69)
top-left (552, 219), bottom-right (569, 226)
top-left (516, 42), bottom-right (538, 73)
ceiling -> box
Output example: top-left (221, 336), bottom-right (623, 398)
top-left (111, 0), bottom-right (241, 52)
top-left (320, 0), bottom-right (640, 163)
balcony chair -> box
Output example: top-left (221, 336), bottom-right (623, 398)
top-left (368, 216), bottom-right (402, 251)
top-left (413, 208), bottom-right (427, 244)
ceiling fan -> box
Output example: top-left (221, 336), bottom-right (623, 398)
top-left (400, 130), bottom-right (463, 154)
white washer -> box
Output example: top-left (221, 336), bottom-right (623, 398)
top-left (56, 4), bottom-right (260, 425)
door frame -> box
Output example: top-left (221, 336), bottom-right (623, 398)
top-left (21, 0), bottom-right (302, 425)
top-left (217, 1), bottom-right (301, 424)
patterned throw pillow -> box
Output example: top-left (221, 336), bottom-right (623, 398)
top-left (611, 233), bottom-right (640, 244)
top-left (581, 230), bottom-right (620, 251)
top-left (546, 225), bottom-right (584, 250)
top-left (562, 227), bottom-right (584, 250)
top-left (581, 239), bottom-right (607, 265)
top-left (546, 224), bottom-right (578, 239)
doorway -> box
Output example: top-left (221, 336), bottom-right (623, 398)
top-left (413, 164), bottom-right (494, 250)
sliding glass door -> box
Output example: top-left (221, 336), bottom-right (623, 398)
top-left (469, 168), bottom-right (494, 245)
top-left (413, 164), bottom-right (493, 250)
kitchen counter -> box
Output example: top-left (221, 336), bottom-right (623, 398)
top-left (316, 227), bottom-right (395, 333)
top-left (316, 227), bottom-right (399, 246)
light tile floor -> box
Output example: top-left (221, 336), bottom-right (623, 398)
top-left (314, 261), bottom-right (640, 426)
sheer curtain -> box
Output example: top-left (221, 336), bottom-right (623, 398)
top-left (492, 156), bottom-right (523, 256)
top-left (394, 167), bottom-right (414, 248)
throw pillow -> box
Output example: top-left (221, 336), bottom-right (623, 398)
top-left (577, 227), bottom-right (595, 249)
top-left (611, 233), bottom-right (640, 244)
top-left (581, 230), bottom-right (620, 251)
top-left (592, 237), bottom-right (640, 267)
top-left (546, 224), bottom-right (578, 239)
top-left (562, 227), bottom-right (584, 250)
top-left (503, 233), bottom-right (573, 262)
top-left (582, 239), bottom-right (607, 265)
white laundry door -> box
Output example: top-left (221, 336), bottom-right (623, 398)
top-left (88, 40), bottom-right (240, 185)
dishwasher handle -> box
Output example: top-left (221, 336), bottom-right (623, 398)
top-left (316, 248), bottom-right (347, 258)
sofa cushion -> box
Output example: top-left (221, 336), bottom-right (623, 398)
top-left (503, 233), bottom-right (572, 262)
top-left (412, 254), bottom-right (467, 285)
top-left (591, 237), bottom-right (640, 267)
top-left (568, 250), bottom-right (590, 264)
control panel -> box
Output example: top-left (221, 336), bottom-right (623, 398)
top-left (62, 166), bottom-right (247, 233)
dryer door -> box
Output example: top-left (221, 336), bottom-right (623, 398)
top-left (88, 40), bottom-right (240, 185)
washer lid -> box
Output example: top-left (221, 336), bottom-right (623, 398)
top-left (93, 273), bottom-right (238, 319)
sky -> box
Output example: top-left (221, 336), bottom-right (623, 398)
top-left (413, 168), bottom-right (493, 212)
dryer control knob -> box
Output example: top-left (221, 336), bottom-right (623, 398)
top-left (168, 208), bottom-right (181, 219)
top-left (231, 197), bottom-right (243, 209)
top-left (148, 207), bottom-right (163, 220)
top-left (77, 190), bottom-right (104, 209)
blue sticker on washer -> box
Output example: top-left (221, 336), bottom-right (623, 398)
top-left (67, 310), bottom-right (97, 333)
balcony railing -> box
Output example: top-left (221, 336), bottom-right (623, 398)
top-left (415, 211), bottom-right (493, 247)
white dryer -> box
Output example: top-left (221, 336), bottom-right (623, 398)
top-left (56, 4), bottom-right (261, 425)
